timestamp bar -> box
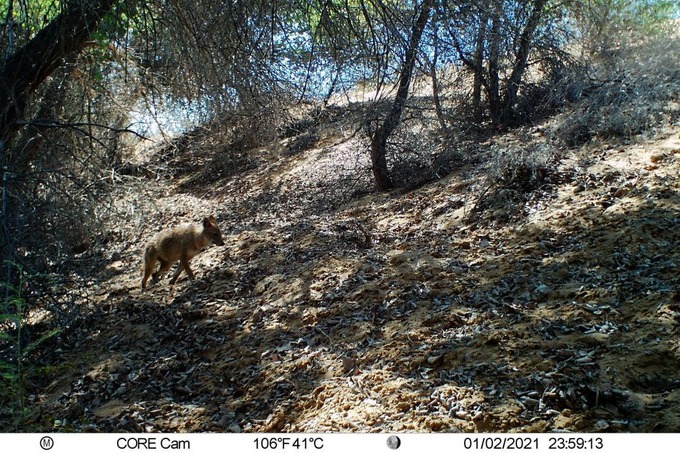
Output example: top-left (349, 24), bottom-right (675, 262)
top-left (1, 432), bottom-right (678, 452)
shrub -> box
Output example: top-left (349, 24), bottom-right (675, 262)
top-left (0, 263), bottom-right (59, 430)
top-left (550, 27), bottom-right (680, 146)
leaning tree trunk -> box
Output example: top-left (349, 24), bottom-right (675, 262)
top-left (0, 0), bottom-right (119, 143)
top-left (370, 0), bottom-right (433, 191)
top-left (0, 0), bottom-right (119, 292)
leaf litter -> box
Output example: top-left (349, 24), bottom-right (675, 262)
top-left (15, 118), bottom-right (680, 433)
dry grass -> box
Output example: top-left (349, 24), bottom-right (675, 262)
top-left (549, 31), bottom-right (680, 146)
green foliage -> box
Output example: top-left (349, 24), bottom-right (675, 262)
top-left (0, 262), bottom-right (60, 431)
top-left (91, 0), bottom-right (131, 45)
top-left (0, 0), bottom-right (61, 46)
top-left (1, 0), bottom-right (127, 60)
top-left (614, 0), bottom-right (679, 33)
top-left (570, 0), bottom-right (680, 48)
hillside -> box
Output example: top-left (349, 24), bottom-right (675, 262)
top-left (13, 106), bottom-right (680, 433)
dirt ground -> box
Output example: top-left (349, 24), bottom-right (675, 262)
top-left (11, 110), bottom-right (680, 432)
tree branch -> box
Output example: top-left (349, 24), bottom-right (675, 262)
top-left (16, 119), bottom-right (150, 142)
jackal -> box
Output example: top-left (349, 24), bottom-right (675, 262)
top-left (141, 215), bottom-right (225, 289)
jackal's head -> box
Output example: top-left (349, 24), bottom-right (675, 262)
top-left (202, 216), bottom-right (225, 246)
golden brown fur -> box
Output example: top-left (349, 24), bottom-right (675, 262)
top-left (141, 216), bottom-right (224, 289)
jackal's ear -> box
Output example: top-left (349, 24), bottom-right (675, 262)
top-left (203, 216), bottom-right (217, 227)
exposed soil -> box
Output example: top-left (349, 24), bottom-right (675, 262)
top-left (9, 111), bottom-right (680, 432)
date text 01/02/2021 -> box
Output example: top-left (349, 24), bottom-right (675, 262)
top-left (462, 436), bottom-right (604, 450)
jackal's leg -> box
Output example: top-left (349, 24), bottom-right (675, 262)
top-left (153, 258), bottom-right (173, 284)
top-left (142, 258), bottom-right (154, 289)
top-left (170, 255), bottom-right (194, 284)
top-left (142, 251), bottom-right (161, 289)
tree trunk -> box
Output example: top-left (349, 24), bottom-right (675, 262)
top-left (0, 0), bottom-right (119, 143)
top-left (500, 0), bottom-right (548, 126)
top-left (430, 17), bottom-right (448, 132)
top-left (472, 13), bottom-right (488, 121)
top-left (486, 1), bottom-right (503, 128)
top-left (370, 0), bottom-right (433, 191)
